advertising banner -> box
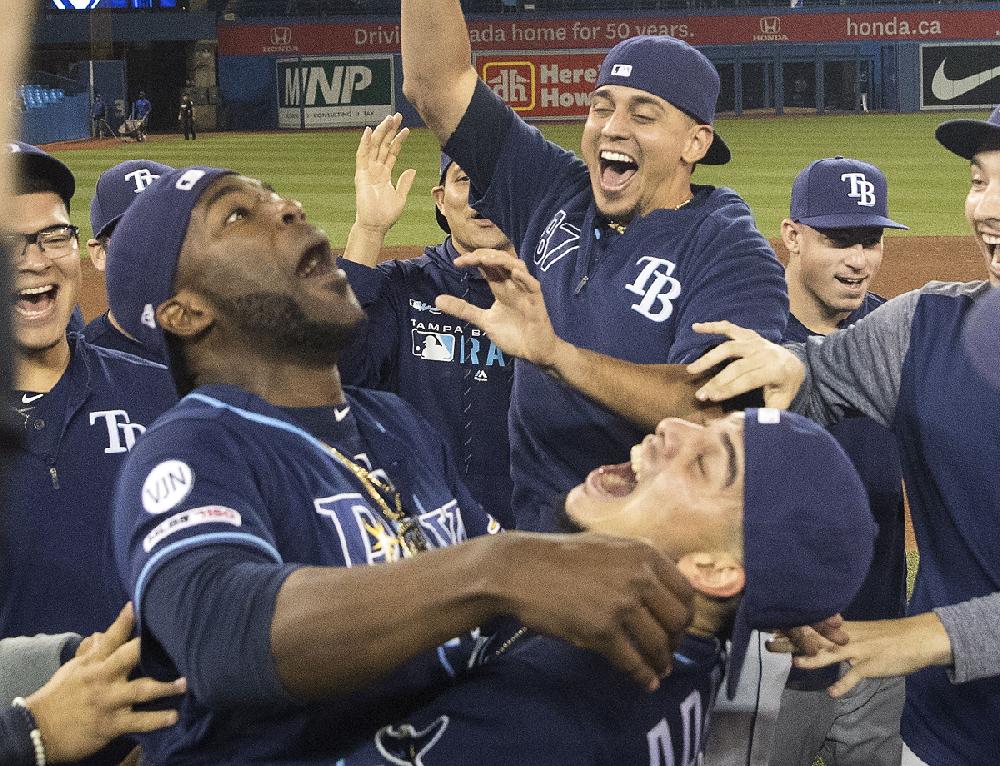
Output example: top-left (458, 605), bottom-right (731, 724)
top-left (276, 55), bottom-right (393, 128)
top-left (920, 43), bottom-right (1000, 110)
top-left (221, 10), bottom-right (1000, 56)
top-left (475, 51), bottom-right (605, 119)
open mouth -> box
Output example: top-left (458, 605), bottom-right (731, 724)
top-left (598, 150), bottom-right (638, 191)
top-left (15, 284), bottom-right (58, 317)
top-left (835, 276), bottom-right (866, 288)
top-left (295, 237), bottom-right (334, 280)
top-left (981, 232), bottom-right (1000, 261)
top-left (585, 461), bottom-right (638, 498)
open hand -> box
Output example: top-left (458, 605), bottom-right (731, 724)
top-left (435, 248), bottom-right (562, 368)
top-left (686, 321), bottom-right (805, 409)
top-left (26, 603), bottom-right (185, 763)
top-left (354, 112), bottom-right (417, 234)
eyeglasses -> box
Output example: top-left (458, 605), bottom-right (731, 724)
top-left (2, 225), bottom-right (80, 262)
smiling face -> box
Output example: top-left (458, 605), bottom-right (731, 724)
top-left (564, 413), bottom-right (746, 561)
top-left (171, 175), bottom-right (365, 364)
top-left (580, 85), bottom-right (713, 222)
top-left (432, 162), bottom-right (510, 255)
top-left (966, 149), bottom-right (1000, 287)
top-left (10, 191), bottom-right (80, 355)
top-left (783, 221), bottom-right (884, 322)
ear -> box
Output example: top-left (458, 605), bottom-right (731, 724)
top-left (682, 124), bottom-right (715, 166)
top-left (155, 288), bottom-right (215, 339)
top-left (677, 552), bottom-right (745, 599)
top-left (780, 219), bottom-right (801, 256)
top-left (432, 184), bottom-right (445, 214)
top-left (87, 239), bottom-right (106, 272)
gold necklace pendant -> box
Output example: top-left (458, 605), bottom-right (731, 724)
top-left (325, 443), bottom-right (429, 555)
top-left (606, 196), bottom-right (692, 235)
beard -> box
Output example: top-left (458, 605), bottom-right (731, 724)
top-left (208, 289), bottom-right (363, 367)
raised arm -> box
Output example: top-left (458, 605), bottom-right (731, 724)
top-left (400, 0), bottom-right (479, 144)
top-left (342, 113), bottom-right (416, 267)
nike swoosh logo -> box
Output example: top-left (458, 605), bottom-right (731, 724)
top-left (21, 393), bottom-right (43, 404)
top-left (334, 406), bottom-right (350, 422)
top-left (931, 60), bottom-right (1000, 101)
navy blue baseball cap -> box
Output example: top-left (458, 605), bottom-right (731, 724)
top-left (90, 159), bottom-right (174, 238)
top-left (105, 166), bottom-right (234, 358)
top-left (435, 152), bottom-right (454, 234)
top-left (936, 105), bottom-right (1000, 160)
top-left (790, 156), bottom-right (908, 231)
top-left (5, 141), bottom-right (75, 207)
top-left (595, 36), bottom-right (730, 165)
top-left (725, 408), bottom-right (876, 699)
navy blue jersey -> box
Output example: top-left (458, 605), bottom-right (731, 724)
top-left (342, 632), bottom-right (723, 766)
top-left (1, 336), bottom-right (175, 638)
top-left (445, 82), bottom-right (788, 530)
top-left (783, 294), bottom-right (906, 624)
top-left (83, 311), bottom-right (165, 363)
top-left (113, 384), bottom-right (499, 764)
top-left (792, 281), bottom-right (1000, 762)
top-left (338, 240), bottom-right (515, 527)
top-left (894, 287), bottom-right (1000, 763)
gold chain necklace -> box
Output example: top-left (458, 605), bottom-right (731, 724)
top-left (607, 196), bottom-right (692, 234)
top-left (325, 443), bottom-right (428, 555)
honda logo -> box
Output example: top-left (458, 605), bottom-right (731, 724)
top-left (759, 16), bottom-right (780, 34)
top-left (270, 27), bottom-right (292, 46)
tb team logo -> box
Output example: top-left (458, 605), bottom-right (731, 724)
top-left (90, 409), bottom-right (146, 454)
top-left (124, 168), bottom-right (160, 193)
top-left (841, 172), bottom-right (876, 207)
top-left (625, 257), bottom-right (682, 322)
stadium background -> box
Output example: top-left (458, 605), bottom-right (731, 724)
top-left (25, 0), bottom-right (992, 732)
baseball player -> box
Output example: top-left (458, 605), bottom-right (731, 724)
top-left (341, 408), bottom-right (876, 766)
top-left (1, 142), bottom-right (176, 642)
top-left (337, 114), bottom-right (517, 527)
top-left (105, 166), bottom-right (694, 764)
top-left (401, 24), bottom-right (788, 531)
top-left (688, 108), bottom-right (1000, 765)
top-left (766, 157), bottom-right (909, 766)
top-left (83, 159), bottom-right (173, 362)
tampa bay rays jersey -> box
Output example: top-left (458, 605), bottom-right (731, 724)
top-left (1, 336), bottom-right (175, 638)
top-left (343, 632), bottom-right (724, 766)
top-left (83, 310), bottom-right (165, 363)
top-left (113, 384), bottom-right (498, 764)
top-left (338, 240), bottom-right (515, 528)
top-left (791, 281), bottom-right (1000, 763)
top-left (445, 82), bottom-right (788, 530)
top-left (783, 294), bottom-right (905, 624)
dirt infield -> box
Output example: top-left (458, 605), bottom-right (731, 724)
top-left (76, 235), bottom-right (984, 322)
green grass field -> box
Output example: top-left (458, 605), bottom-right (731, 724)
top-left (50, 109), bottom-right (988, 245)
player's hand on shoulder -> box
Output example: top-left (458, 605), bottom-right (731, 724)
top-left (353, 112), bottom-right (416, 235)
top-left (487, 531), bottom-right (694, 692)
top-left (686, 320), bottom-right (805, 409)
top-left (25, 603), bottom-right (186, 763)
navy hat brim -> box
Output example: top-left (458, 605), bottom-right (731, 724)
top-left (794, 213), bottom-right (909, 231)
top-left (701, 131), bottom-right (731, 166)
top-left (935, 119), bottom-right (1000, 160)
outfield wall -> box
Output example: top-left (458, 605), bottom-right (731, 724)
top-left (216, 5), bottom-right (1000, 130)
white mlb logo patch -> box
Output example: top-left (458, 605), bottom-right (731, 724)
top-left (611, 64), bottom-right (632, 77)
top-left (757, 408), bottom-right (781, 424)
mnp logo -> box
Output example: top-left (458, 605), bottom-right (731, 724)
top-left (277, 56), bottom-right (394, 128)
top-left (270, 26), bottom-right (291, 46)
top-left (482, 62), bottom-right (535, 111)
